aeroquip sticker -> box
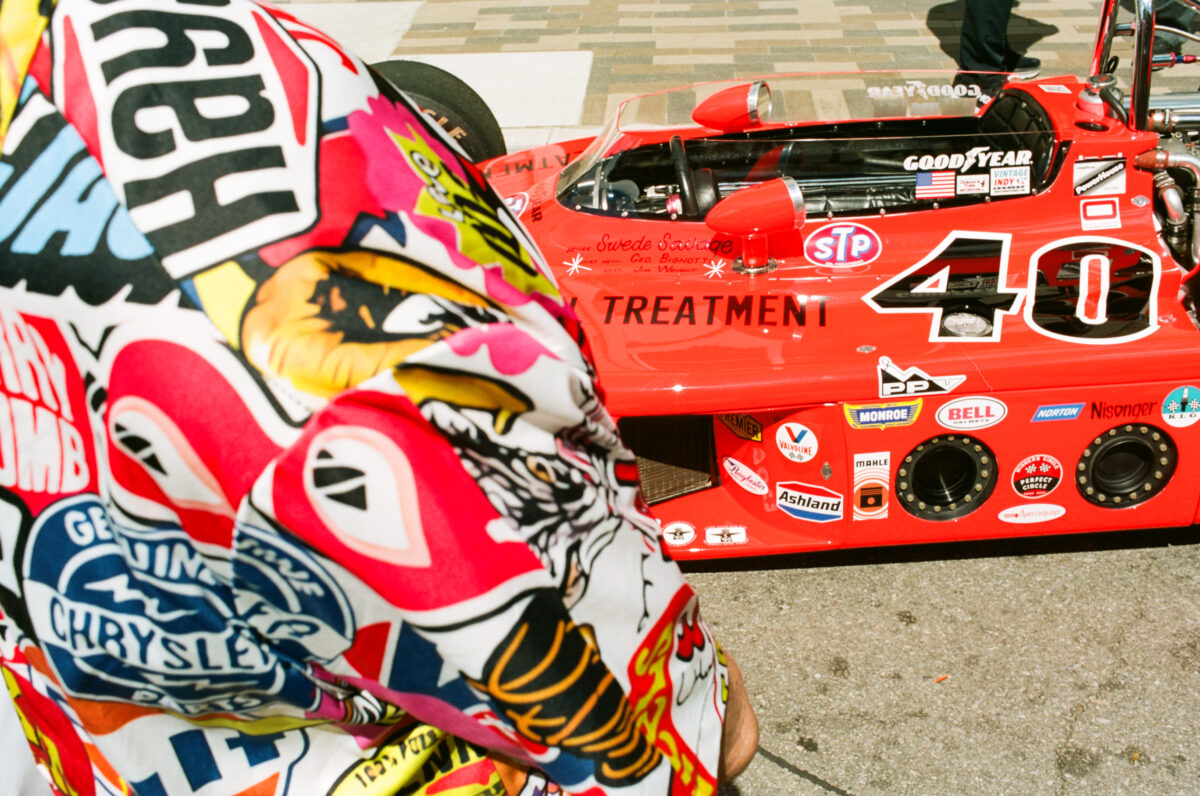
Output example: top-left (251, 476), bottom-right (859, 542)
top-left (998, 504), bottom-right (1066, 524)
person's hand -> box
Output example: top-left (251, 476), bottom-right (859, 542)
top-left (718, 652), bottom-right (759, 782)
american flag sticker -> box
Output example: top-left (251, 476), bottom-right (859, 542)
top-left (915, 170), bottom-right (956, 198)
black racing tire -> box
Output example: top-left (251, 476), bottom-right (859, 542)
top-left (369, 59), bottom-right (506, 162)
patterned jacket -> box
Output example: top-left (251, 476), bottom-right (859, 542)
top-left (0, 0), bottom-right (728, 793)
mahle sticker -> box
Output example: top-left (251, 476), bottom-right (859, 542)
top-left (852, 452), bottom-right (889, 520)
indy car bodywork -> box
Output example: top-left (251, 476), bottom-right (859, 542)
top-left (479, 0), bottom-right (1200, 559)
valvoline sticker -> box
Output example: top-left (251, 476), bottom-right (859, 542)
top-left (804, 222), bottom-right (882, 267)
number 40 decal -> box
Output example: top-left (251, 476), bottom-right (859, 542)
top-left (862, 231), bottom-right (1160, 345)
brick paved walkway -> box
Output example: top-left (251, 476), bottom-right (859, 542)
top-left (396, 0), bottom-right (1106, 125)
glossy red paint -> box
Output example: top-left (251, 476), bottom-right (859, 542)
top-left (482, 54), bottom-right (1200, 559)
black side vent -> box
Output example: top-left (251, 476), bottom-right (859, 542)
top-left (617, 415), bottom-right (717, 504)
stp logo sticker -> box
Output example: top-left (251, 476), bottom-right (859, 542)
top-left (776, 423), bottom-right (817, 462)
top-left (1011, 454), bottom-right (1062, 498)
top-left (936, 396), bottom-right (1007, 430)
top-left (505, 192), bottom-right (529, 216)
top-left (804, 222), bottom-right (882, 267)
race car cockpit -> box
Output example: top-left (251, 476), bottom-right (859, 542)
top-left (558, 77), bottom-right (1061, 221)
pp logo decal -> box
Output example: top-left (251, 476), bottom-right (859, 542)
top-left (804, 222), bottom-right (882, 267)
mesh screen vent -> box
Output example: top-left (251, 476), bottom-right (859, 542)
top-left (617, 415), bottom-right (717, 504)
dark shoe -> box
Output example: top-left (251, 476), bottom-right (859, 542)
top-left (954, 71), bottom-right (1006, 105)
top-left (1006, 54), bottom-right (1041, 79)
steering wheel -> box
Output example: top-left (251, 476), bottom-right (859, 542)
top-left (669, 135), bottom-right (700, 217)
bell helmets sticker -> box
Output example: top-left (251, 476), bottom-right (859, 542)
top-left (936, 396), bottom-right (1006, 430)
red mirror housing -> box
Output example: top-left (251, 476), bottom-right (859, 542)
top-left (705, 177), bottom-right (805, 274)
top-left (691, 81), bottom-right (772, 132)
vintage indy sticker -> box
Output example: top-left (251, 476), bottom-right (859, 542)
top-left (991, 166), bottom-right (1030, 196)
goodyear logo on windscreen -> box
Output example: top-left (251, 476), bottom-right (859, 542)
top-left (845, 399), bottom-right (922, 430)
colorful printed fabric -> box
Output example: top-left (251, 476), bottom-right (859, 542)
top-left (0, 0), bottom-right (729, 794)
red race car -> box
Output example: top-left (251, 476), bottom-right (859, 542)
top-left (394, 0), bottom-right (1200, 559)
